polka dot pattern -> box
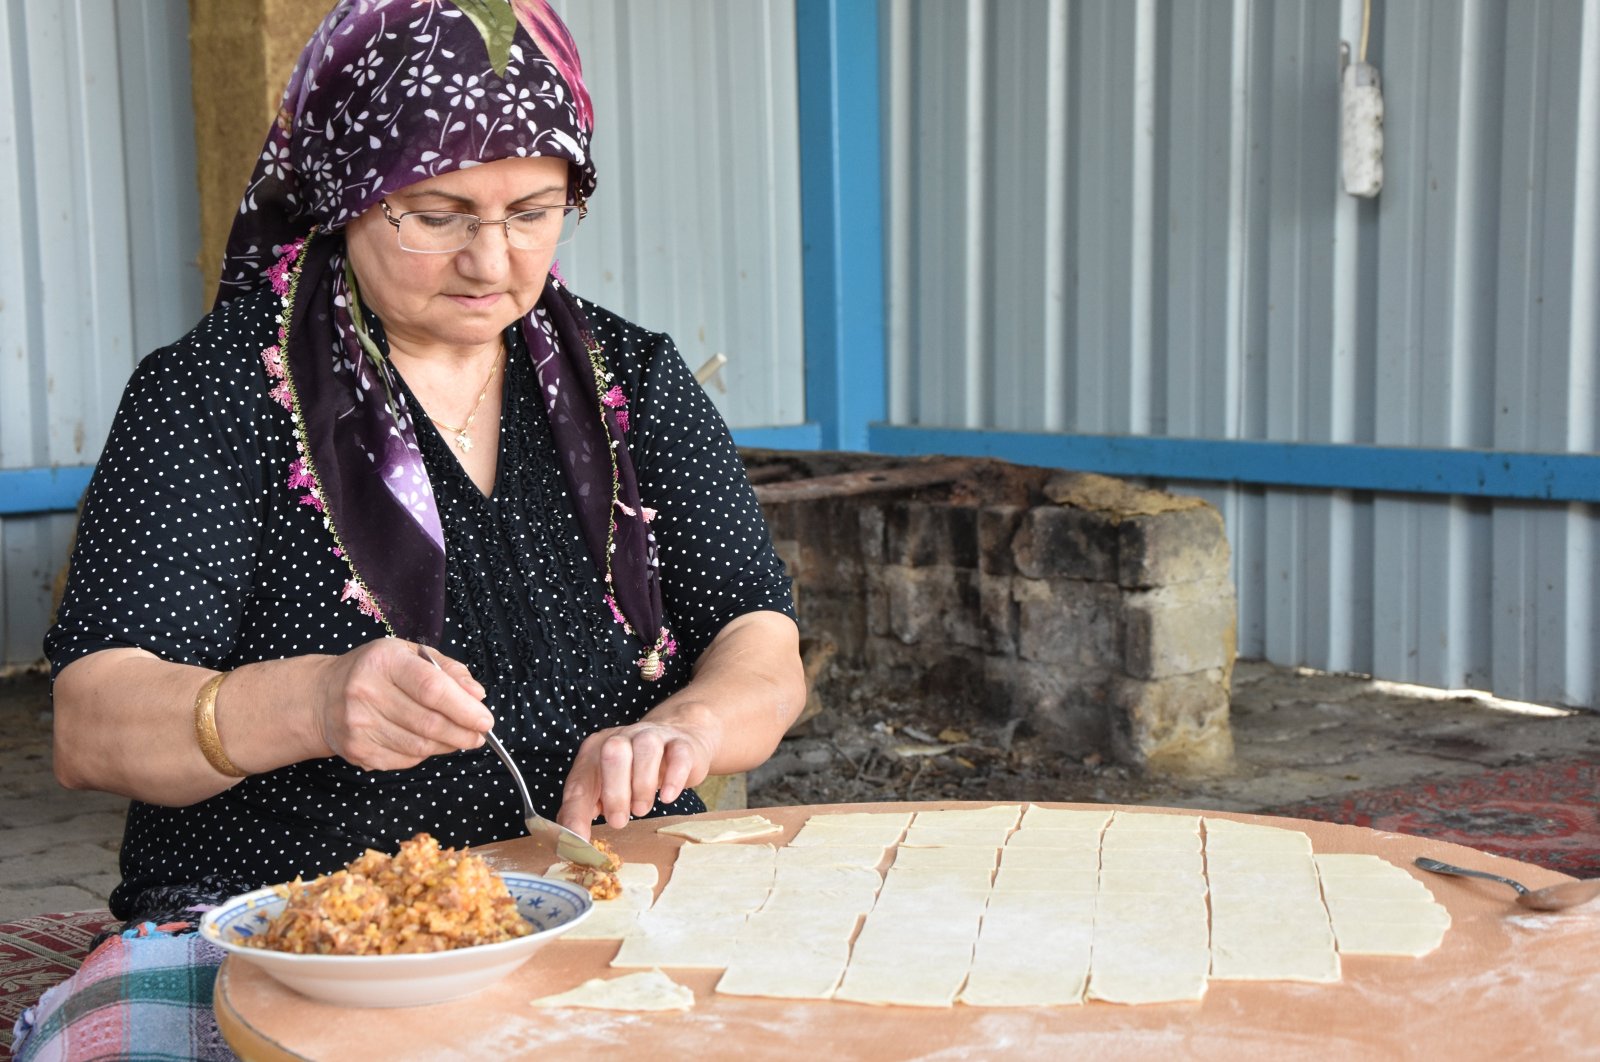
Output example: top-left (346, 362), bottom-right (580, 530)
top-left (46, 288), bottom-right (794, 921)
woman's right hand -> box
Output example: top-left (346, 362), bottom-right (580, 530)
top-left (313, 640), bottom-right (493, 772)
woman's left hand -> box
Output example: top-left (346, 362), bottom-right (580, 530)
top-left (556, 717), bottom-right (719, 833)
top-left (552, 611), bottom-right (807, 838)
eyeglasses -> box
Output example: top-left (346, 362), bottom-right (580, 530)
top-left (380, 198), bottom-right (586, 254)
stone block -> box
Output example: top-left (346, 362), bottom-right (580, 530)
top-left (1118, 505), bottom-right (1230, 588)
top-left (978, 574), bottom-right (1017, 657)
top-left (1106, 671), bottom-right (1235, 773)
top-left (881, 565), bottom-right (982, 649)
top-left (1013, 578), bottom-right (1123, 669)
top-left (1012, 505), bottom-right (1119, 582)
top-left (858, 505), bottom-right (886, 565)
top-left (978, 505), bottom-right (1024, 575)
top-left (1123, 579), bottom-right (1238, 679)
top-left (884, 501), bottom-right (979, 569)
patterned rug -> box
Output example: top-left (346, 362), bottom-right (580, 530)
top-left (0, 909), bottom-right (118, 1057)
top-left (1268, 756), bottom-right (1600, 879)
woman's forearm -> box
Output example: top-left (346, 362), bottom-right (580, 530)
top-left (642, 610), bottom-right (806, 774)
top-left (52, 648), bottom-right (339, 806)
top-left (52, 641), bottom-right (493, 807)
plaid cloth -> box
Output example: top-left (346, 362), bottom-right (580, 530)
top-left (11, 922), bottom-right (234, 1061)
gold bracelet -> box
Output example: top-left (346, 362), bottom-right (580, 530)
top-left (194, 672), bottom-right (249, 778)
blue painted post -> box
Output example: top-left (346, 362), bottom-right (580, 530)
top-left (795, 0), bottom-right (887, 452)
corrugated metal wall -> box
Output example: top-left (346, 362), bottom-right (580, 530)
top-left (0, 0), bottom-right (204, 669)
top-left (551, 0), bottom-right (807, 429)
top-left (885, 0), bottom-right (1598, 707)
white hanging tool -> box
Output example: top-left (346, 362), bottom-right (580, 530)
top-left (694, 352), bottom-right (729, 392)
top-left (1340, 0), bottom-right (1383, 198)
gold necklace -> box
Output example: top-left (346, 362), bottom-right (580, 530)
top-left (427, 344), bottom-right (505, 454)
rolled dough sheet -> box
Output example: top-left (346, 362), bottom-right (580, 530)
top-left (1315, 853), bottom-right (1451, 957)
top-left (657, 814), bottom-right (782, 843)
top-left (531, 968), bottom-right (694, 1011)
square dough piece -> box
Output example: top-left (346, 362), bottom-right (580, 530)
top-left (610, 931), bottom-right (739, 969)
top-left (881, 866), bottom-right (995, 892)
top-left (1202, 818), bottom-right (1314, 853)
top-left (1101, 829), bottom-right (1203, 854)
top-left (1021, 805), bottom-right (1115, 830)
top-left (806, 812), bottom-right (915, 830)
top-left (1107, 812), bottom-right (1202, 833)
top-left (998, 846), bottom-right (1101, 871)
top-left (901, 826), bottom-right (1014, 848)
top-left (673, 844), bottom-right (778, 869)
top-left (531, 969), bottom-right (694, 1011)
top-left (833, 962), bottom-right (967, 1008)
top-left (559, 904), bottom-right (641, 941)
top-left (775, 845), bottom-right (889, 869)
top-left (542, 861), bottom-right (661, 908)
top-left (991, 866), bottom-right (1099, 893)
top-left (1002, 829), bottom-right (1104, 851)
top-left (771, 864), bottom-right (883, 893)
top-left (960, 962), bottom-right (1089, 1007)
top-left (911, 805), bottom-right (1023, 829)
top-left (1087, 949), bottom-right (1211, 1004)
top-left (657, 815), bottom-right (783, 843)
top-left (1210, 943), bottom-right (1341, 983)
top-left (788, 825), bottom-right (907, 848)
top-left (892, 846), bottom-right (999, 870)
top-left (716, 960), bottom-right (847, 1000)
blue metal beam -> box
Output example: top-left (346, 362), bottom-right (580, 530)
top-left (732, 423), bottom-right (823, 450)
top-left (0, 466), bottom-right (94, 516)
top-left (795, 0), bottom-right (886, 451)
top-left (869, 426), bottom-right (1600, 503)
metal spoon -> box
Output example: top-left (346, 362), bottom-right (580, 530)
top-left (1413, 857), bottom-right (1600, 911)
top-left (416, 644), bottom-right (615, 870)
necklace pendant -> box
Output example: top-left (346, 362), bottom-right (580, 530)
top-left (454, 430), bottom-right (474, 454)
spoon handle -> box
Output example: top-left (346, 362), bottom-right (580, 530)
top-left (1413, 857), bottom-right (1530, 896)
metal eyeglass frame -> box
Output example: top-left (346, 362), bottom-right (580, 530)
top-left (380, 197), bottom-right (587, 254)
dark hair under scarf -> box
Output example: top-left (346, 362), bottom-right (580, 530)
top-left (219, 0), bottom-right (675, 680)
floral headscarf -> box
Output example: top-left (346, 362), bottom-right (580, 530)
top-left (220, 0), bottom-right (675, 679)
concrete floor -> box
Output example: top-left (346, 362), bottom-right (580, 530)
top-left (2, 662), bottom-right (1596, 925)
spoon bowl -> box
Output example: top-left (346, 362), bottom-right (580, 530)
top-left (1413, 857), bottom-right (1600, 912)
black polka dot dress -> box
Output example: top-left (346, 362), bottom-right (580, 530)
top-left (46, 287), bottom-right (795, 921)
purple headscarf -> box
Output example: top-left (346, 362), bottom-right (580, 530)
top-left (220, 0), bottom-right (674, 678)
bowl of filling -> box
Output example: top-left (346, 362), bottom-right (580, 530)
top-left (200, 833), bottom-right (592, 1007)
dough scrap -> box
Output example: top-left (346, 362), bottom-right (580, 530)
top-left (531, 968), bottom-right (693, 1011)
top-left (657, 815), bottom-right (783, 843)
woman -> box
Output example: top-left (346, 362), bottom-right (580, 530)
top-left (44, 0), bottom-right (804, 926)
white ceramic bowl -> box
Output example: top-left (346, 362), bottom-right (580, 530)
top-left (200, 872), bottom-right (592, 1007)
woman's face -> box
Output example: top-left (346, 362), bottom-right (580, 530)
top-left (344, 155), bottom-right (570, 356)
